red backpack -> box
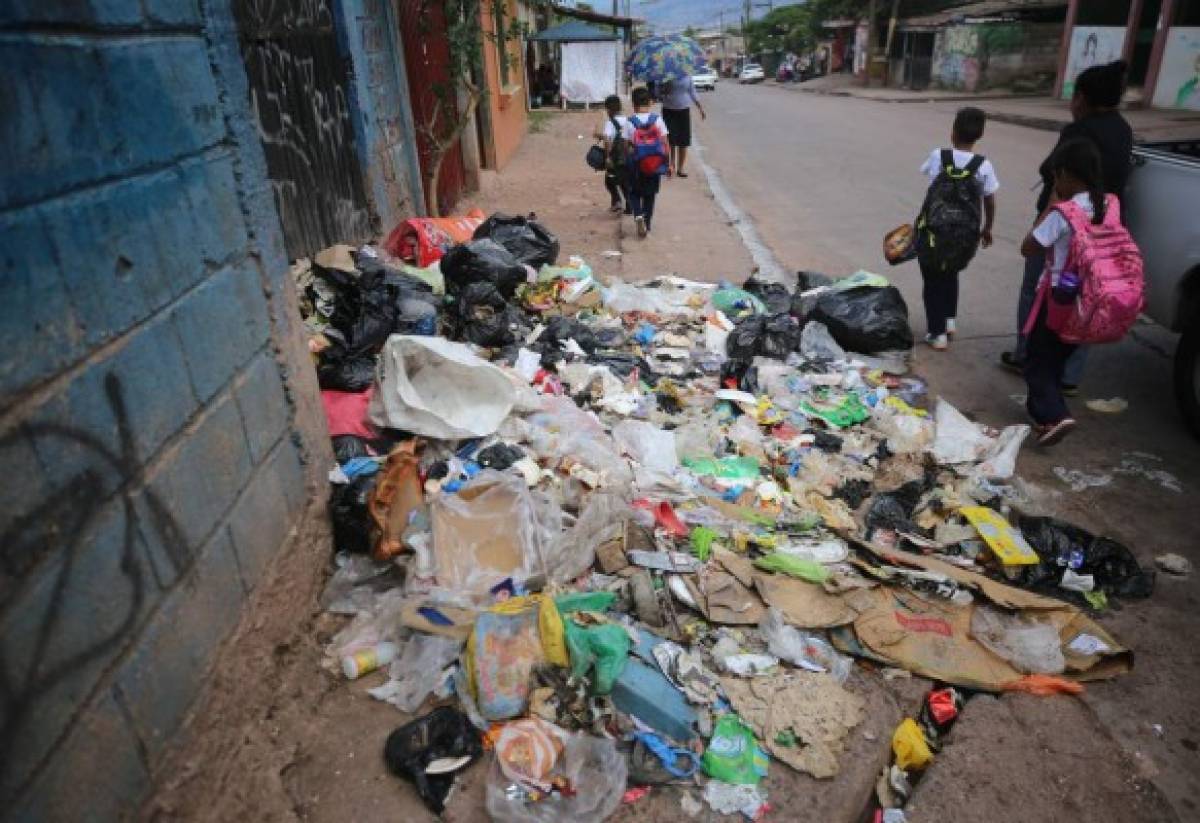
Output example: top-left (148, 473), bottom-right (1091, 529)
top-left (628, 114), bottom-right (668, 176)
top-left (1034, 195), bottom-right (1145, 345)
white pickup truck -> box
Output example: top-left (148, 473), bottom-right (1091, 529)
top-left (1124, 140), bottom-right (1200, 435)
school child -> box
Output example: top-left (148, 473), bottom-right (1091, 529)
top-left (625, 86), bottom-right (670, 238)
top-left (593, 95), bottom-right (630, 214)
top-left (1019, 137), bottom-right (1144, 446)
top-left (914, 107), bottom-right (999, 350)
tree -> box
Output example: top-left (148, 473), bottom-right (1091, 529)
top-left (419, 0), bottom-right (523, 216)
top-left (744, 5), bottom-right (813, 56)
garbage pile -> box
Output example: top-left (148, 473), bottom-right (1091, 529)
top-left (296, 211), bottom-right (1152, 821)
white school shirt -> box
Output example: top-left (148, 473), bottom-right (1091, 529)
top-left (919, 148), bottom-right (1001, 196)
top-left (601, 115), bottom-right (629, 141)
top-left (1032, 192), bottom-right (1095, 286)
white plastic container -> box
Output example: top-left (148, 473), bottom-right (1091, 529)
top-left (341, 641), bottom-right (399, 680)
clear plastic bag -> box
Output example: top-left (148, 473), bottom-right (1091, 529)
top-left (970, 606), bottom-right (1066, 675)
top-left (485, 734), bottom-right (628, 823)
top-left (539, 492), bottom-right (629, 585)
top-left (368, 633), bottom-right (464, 712)
top-left (760, 608), bottom-right (853, 684)
top-left (800, 320), bottom-right (847, 361)
top-left (613, 420), bottom-right (678, 474)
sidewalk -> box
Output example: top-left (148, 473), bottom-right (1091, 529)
top-left (464, 109), bottom-right (752, 285)
top-left (770, 75), bottom-right (1200, 141)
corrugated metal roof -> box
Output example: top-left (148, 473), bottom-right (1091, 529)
top-left (530, 20), bottom-right (620, 42)
top-left (902, 0), bottom-right (1065, 27)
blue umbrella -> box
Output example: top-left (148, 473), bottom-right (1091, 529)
top-left (625, 35), bottom-right (706, 83)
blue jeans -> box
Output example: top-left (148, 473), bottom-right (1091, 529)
top-left (629, 172), bottom-right (660, 230)
top-left (1016, 250), bottom-right (1088, 385)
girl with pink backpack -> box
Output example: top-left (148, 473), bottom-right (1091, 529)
top-left (1018, 138), bottom-right (1145, 446)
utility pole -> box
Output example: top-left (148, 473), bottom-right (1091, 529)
top-left (862, 0), bottom-right (876, 87)
top-left (883, 0), bottom-right (900, 87)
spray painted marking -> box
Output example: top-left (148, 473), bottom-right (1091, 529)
top-left (693, 138), bottom-right (790, 285)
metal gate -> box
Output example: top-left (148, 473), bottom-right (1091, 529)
top-left (234, 0), bottom-right (373, 259)
top-left (397, 0), bottom-right (467, 213)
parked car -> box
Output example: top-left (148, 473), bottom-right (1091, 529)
top-left (739, 64), bottom-right (764, 84)
top-left (1124, 139), bottom-right (1200, 434)
top-left (693, 68), bottom-right (718, 91)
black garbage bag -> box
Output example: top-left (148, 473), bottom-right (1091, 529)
top-left (539, 315), bottom-right (599, 353)
top-left (835, 478), bottom-right (871, 509)
top-left (1017, 516), bottom-right (1155, 599)
top-left (330, 473), bottom-right (377, 555)
top-left (452, 281), bottom-right (527, 347)
top-left (742, 275), bottom-right (793, 315)
top-left (589, 352), bottom-right (657, 381)
top-left (332, 434), bottom-right (370, 464)
top-left (809, 285), bottom-right (914, 353)
top-left (441, 239), bottom-right (529, 298)
top-left (810, 430), bottom-right (844, 453)
top-left (473, 212), bottom-right (560, 268)
top-left (317, 353), bottom-right (376, 392)
top-left (383, 707), bottom-right (483, 814)
top-left (726, 312), bottom-right (804, 362)
top-left (865, 479), bottom-right (926, 535)
top-left (477, 443), bottom-right (524, 471)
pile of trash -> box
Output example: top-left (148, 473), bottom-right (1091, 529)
top-left (296, 211), bottom-right (1152, 821)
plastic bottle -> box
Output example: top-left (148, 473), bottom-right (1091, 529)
top-left (341, 641), bottom-right (399, 679)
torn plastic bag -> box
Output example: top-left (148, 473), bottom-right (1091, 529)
top-left (370, 633), bottom-right (464, 712)
top-left (371, 336), bottom-right (516, 439)
top-left (535, 315), bottom-right (600, 353)
top-left (564, 619), bottom-right (630, 695)
top-left (742, 274), bottom-right (794, 314)
top-left (453, 281), bottom-right (527, 347)
top-left (473, 212), bottom-right (561, 268)
top-left (1016, 516), bottom-right (1155, 599)
top-left (477, 443), bottom-right (524, 471)
top-left (367, 441), bottom-right (424, 560)
top-left (726, 312), bottom-right (804, 362)
top-left (332, 434), bottom-right (371, 464)
top-left (809, 285), bottom-right (914, 353)
top-left (381, 208), bottom-right (488, 266)
top-left (330, 473), bottom-right (378, 555)
top-left (613, 420), bottom-right (678, 474)
top-left (970, 606), bottom-right (1066, 675)
top-left (440, 238), bottom-right (530, 298)
top-left (383, 707), bottom-right (483, 814)
top-left (486, 733), bottom-right (627, 823)
top-left (541, 492), bottom-right (629, 584)
top-left (865, 480), bottom-right (926, 536)
top-left (799, 320), bottom-right (847, 361)
top-left (790, 270), bottom-right (836, 317)
top-left (317, 352), bottom-right (376, 393)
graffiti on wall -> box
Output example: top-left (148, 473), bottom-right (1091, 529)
top-left (235, 0), bottom-right (373, 258)
top-left (936, 26), bottom-right (980, 91)
top-left (1062, 26), bottom-right (1125, 99)
top-left (1153, 28), bottom-right (1200, 111)
top-left (0, 375), bottom-right (191, 797)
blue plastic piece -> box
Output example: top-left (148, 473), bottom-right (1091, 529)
top-left (633, 731), bottom-right (700, 778)
top-left (612, 659), bottom-right (698, 742)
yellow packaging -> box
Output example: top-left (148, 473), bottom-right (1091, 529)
top-left (892, 717), bottom-right (933, 771)
top-left (959, 506), bottom-right (1040, 566)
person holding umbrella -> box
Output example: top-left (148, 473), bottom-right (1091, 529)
top-left (661, 74), bottom-right (706, 178)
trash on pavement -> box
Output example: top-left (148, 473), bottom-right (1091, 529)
top-left (1156, 553), bottom-right (1191, 576)
top-left (383, 707), bottom-right (483, 814)
top-left (1085, 397), bottom-right (1129, 413)
top-left (702, 712), bottom-right (770, 784)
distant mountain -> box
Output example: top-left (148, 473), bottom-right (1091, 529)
top-left (628, 0), bottom-right (800, 33)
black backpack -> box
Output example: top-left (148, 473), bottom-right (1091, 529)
top-left (916, 150), bottom-right (985, 274)
top-left (607, 116), bottom-right (630, 172)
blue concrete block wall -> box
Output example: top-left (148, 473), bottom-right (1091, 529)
top-left (0, 0), bottom-right (329, 819)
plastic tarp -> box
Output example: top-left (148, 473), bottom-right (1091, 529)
top-left (561, 41), bottom-right (618, 103)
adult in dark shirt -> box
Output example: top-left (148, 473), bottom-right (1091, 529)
top-left (1001, 61), bottom-right (1133, 388)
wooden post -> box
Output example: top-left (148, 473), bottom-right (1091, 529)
top-left (1143, 0), bottom-right (1176, 107)
top-left (883, 0), bottom-right (900, 87)
top-left (1052, 0), bottom-right (1082, 99)
top-left (863, 0), bottom-right (876, 86)
top-left (1122, 0), bottom-right (1146, 65)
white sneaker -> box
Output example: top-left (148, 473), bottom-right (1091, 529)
top-left (924, 333), bottom-right (949, 351)
top-left (946, 319), bottom-right (957, 339)
top-left (635, 215), bottom-right (648, 239)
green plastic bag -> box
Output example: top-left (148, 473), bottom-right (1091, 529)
top-left (563, 619), bottom-right (630, 695)
top-left (690, 526), bottom-right (719, 561)
top-left (711, 287), bottom-right (766, 319)
top-left (683, 455), bottom-right (761, 481)
top-left (555, 591), bottom-right (618, 615)
top-left (754, 552), bottom-right (830, 583)
top-left (702, 713), bottom-right (769, 784)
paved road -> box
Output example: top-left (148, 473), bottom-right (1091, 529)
top-left (695, 83), bottom-right (1199, 817)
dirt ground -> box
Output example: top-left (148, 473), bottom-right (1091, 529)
top-left (139, 110), bottom-right (1189, 823)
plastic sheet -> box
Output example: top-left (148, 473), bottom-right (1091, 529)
top-left (799, 320), bottom-right (847, 361)
top-left (371, 336), bottom-right (517, 439)
top-left (613, 420), bottom-right (678, 474)
top-left (485, 734), bottom-right (627, 823)
top-left (370, 633), bottom-right (464, 712)
top-left (760, 608), bottom-right (853, 683)
top-left (970, 606), bottom-right (1066, 675)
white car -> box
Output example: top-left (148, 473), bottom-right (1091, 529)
top-left (738, 63), bottom-right (764, 84)
top-left (693, 68), bottom-right (718, 91)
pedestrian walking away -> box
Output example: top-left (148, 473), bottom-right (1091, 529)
top-left (593, 95), bottom-right (631, 215)
top-left (1019, 139), bottom-right (1114, 446)
top-left (626, 86), bottom-right (671, 238)
top-left (1001, 60), bottom-right (1133, 392)
top-left (659, 74), bottom-right (706, 178)
top-left (913, 107), bottom-right (998, 351)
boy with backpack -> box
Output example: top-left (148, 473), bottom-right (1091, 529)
top-left (1018, 138), bottom-right (1144, 446)
top-left (593, 95), bottom-right (631, 214)
top-left (915, 107), bottom-right (999, 350)
top-left (626, 86), bottom-right (670, 238)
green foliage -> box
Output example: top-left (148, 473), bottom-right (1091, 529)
top-left (745, 5), bottom-right (815, 55)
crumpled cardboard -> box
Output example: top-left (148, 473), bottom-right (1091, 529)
top-left (842, 543), bottom-right (1132, 690)
top-left (721, 671), bottom-right (865, 779)
top-left (753, 572), bottom-right (858, 629)
top-left (681, 566), bottom-right (765, 626)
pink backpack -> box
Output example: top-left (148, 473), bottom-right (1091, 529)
top-left (1037, 194), bottom-right (1145, 345)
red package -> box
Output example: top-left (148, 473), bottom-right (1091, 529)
top-left (382, 208), bottom-right (487, 266)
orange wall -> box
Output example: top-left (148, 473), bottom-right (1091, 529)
top-left (480, 0), bottom-right (528, 171)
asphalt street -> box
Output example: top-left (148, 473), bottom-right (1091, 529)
top-left (695, 81), bottom-right (1200, 817)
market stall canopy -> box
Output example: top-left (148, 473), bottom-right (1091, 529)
top-left (901, 0), bottom-right (1066, 27)
top-left (530, 20), bottom-right (619, 43)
